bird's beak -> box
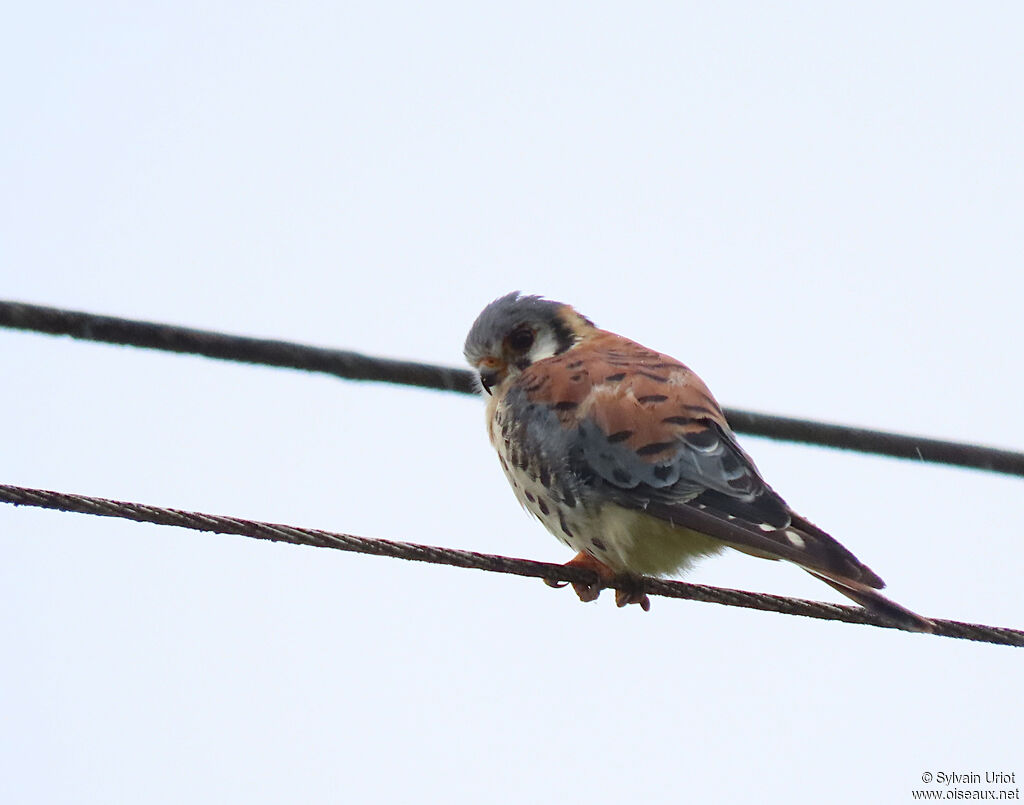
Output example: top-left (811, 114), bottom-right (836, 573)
top-left (476, 357), bottom-right (506, 395)
top-left (479, 369), bottom-right (499, 395)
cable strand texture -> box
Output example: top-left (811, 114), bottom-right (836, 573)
top-left (1, 484), bottom-right (1020, 647)
top-left (2, 299), bottom-right (1022, 477)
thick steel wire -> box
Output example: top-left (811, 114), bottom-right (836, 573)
top-left (2, 484), bottom-right (1020, 647)
top-left (2, 299), bottom-right (1023, 477)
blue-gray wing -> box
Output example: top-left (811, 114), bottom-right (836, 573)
top-left (506, 342), bottom-right (884, 587)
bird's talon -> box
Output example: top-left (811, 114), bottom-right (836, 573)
top-left (545, 578), bottom-right (569, 589)
top-left (571, 581), bottom-right (602, 603)
top-left (614, 586), bottom-right (651, 611)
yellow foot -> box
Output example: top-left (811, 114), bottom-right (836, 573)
top-left (546, 552), bottom-right (650, 611)
top-left (614, 585), bottom-right (651, 612)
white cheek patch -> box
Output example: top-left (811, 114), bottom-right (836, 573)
top-left (526, 330), bottom-right (562, 363)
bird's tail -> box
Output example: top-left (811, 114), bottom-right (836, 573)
top-left (805, 569), bottom-right (935, 633)
top-left (651, 498), bottom-right (936, 631)
top-left (784, 511), bottom-right (934, 632)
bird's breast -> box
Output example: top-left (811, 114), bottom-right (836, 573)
top-left (487, 397), bottom-right (590, 551)
top-left (486, 397), bottom-right (723, 577)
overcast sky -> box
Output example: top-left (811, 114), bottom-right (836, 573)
top-left (2, 3), bottom-right (1022, 803)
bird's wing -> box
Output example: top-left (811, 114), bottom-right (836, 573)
top-left (513, 331), bottom-right (885, 589)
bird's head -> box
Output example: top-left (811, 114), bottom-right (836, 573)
top-left (464, 292), bottom-right (596, 395)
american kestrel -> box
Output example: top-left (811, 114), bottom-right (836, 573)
top-left (464, 292), bottom-right (932, 632)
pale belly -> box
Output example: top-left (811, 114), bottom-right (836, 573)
top-left (585, 504), bottom-right (725, 577)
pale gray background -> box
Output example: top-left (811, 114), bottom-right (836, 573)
top-left (2, 3), bottom-right (1021, 803)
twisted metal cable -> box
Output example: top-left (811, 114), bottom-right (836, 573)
top-left (2, 299), bottom-right (1022, 477)
top-left (1, 484), bottom-right (1020, 647)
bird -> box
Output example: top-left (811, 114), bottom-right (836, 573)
top-left (464, 291), bottom-right (933, 632)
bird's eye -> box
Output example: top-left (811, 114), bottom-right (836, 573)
top-left (507, 327), bottom-right (536, 352)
